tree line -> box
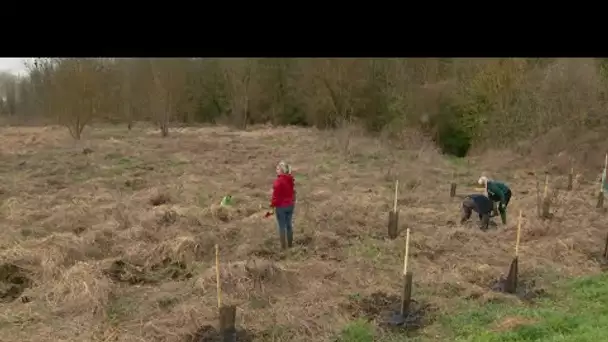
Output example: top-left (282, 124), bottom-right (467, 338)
top-left (0, 58), bottom-right (606, 156)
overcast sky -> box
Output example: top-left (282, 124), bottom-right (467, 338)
top-left (0, 58), bottom-right (29, 76)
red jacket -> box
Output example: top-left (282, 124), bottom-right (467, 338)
top-left (271, 174), bottom-right (295, 208)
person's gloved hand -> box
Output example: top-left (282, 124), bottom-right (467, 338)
top-left (264, 211), bottom-right (273, 218)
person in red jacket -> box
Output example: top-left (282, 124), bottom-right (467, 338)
top-left (267, 161), bottom-right (296, 249)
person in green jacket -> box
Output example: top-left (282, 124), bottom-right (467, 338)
top-left (478, 176), bottom-right (512, 224)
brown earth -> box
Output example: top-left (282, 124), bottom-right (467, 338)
top-left (0, 123), bottom-right (606, 341)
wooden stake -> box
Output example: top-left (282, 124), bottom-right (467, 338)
top-left (515, 210), bottom-right (522, 257)
top-left (505, 211), bottom-right (522, 294)
top-left (216, 245), bottom-right (237, 342)
top-left (603, 232), bottom-right (608, 260)
top-left (535, 171), bottom-right (542, 218)
top-left (601, 154), bottom-right (607, 194)
top-left (215, 244), bottom-right (222, 308)
top-left (450, 171), bottom-right (457, 198)
top-left (403, 228), bottom-right (410, 276)
top-left (219, 305), bottom-right (237, 342)
top-left (393, 179), bottom-right (399, 213)
top-left (388, 212), bottom-right (399, 239)
top-left (567, 167), bottom-right (573, 191)
top-left (505, 257), bottom-right (519, 294)
top-left (597, 154), bottom-right (607, 209)
top-left (602, 153), bottom-right (608, 191)
top-left (542, 175), bottom-right (551, 218)
top-left (388, 180), bottom-right (399, 239)
top-left (400, 228), bottom-right (412, 316)
top-left (401, 273), bottom-right (413, 317)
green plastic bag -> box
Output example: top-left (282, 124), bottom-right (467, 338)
top-left (220, 195), bottom-right (233, 207)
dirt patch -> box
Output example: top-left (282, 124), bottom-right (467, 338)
top-left (415, 248), bottom-right (446, 262)
top-left (72, 226), bottom-right (87, 236)
top-left (343, 291), bottom-right (434, 333)
top-left (105, 260), bottom-right (150, 284)
top-left (244, 258), bottom-right (283, 284)
top-left (250, 236), bottom-right (315, 260)
top-left (6, 124), bottom-right (608, 341)
top-left (492, 315), bottom-right (537, 332)
top-left (311, 233), bottom-right (348, 261)
top-left (490, 276), bottom-right (548, 302)
top-left (104, 258), bottom-right (192, 285)
top-left (124, 178), bottom-right (146, 190)
top-left (47, 178), bottom-right (67, 189)
top-left (370, 230), bottom-right (394, 240)
top-left (150, 258), bottom-right (193, 280)
top-left (250, 247), bottom-right (285, 261)
top-left (379, 302), bottom-right (434, 334)
top-left (159, 210), bottom-right (178, 226)
top-left (184, 325), bottom-right (254, 342)
top-left (585, 251), bottom-right (608, 271)
top-left (343, 292), bottom-right (401, 318)
top-left (335, 226), bottom-right (359, 239)
top-left (150, 193), bottom-right (170, 206)
top-left (197, 258), bottom-right (298, 297)
top-left (318, 252), bottom-right (343, 262)
top-left (295, 235), bottom-right (314, 247)
top-left (248, 294), bottom-right (271, 309)
top-left (249, 239), bottom-right (287, 261)
top-left (0, 264), bottom-right (32, 303)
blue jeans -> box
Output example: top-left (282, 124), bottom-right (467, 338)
top-left (275, 205), bottom-right (294, 241)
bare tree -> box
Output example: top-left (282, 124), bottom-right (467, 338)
top-left (252, 58), bottom-right (301, 125)
top-left (148, 58), bottom-right (189, 137)
top-left (117, 59), bottom-right (136, 130)
top-left (3, 77), bottom-right (17, 116)
top-left (221, 58), bottom-right (258, 129)
top-left (36, 58), bottom-right (107, 139)
top-left (196, 59), bottom-right (229, 123)
top-left (24, 58), bottom-right (53, 118)
top-left (295, 58), bottom-right (365, 128)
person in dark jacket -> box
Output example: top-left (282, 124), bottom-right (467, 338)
top-left (268, 161), bottom-right (296, 249)
top-left (460, 194), bottom-right (494, 231)
top-left (478, 176), bottom-right (512, 224)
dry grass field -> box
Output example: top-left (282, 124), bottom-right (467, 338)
top-left (0, 124), bottom-right (606, 342)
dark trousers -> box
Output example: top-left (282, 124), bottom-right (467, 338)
top-left (275, 205), bottom-right (294, 248)
top-left (491, 189), bottom-right (512, 210)
top-left (461, 197), bottom-right (490, 230)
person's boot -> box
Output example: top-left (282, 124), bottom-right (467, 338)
top-left (279, 231), bottom-right (287, 250)
top-left (287, 231), bottom-right (293, 248)
top-left (499, 207), bottom-right (507, 225)
top-left (480, 214), bottom-right (490, 231)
